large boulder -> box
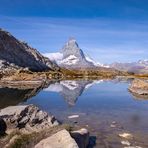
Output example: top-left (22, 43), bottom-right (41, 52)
top-left (71, 128), bottom-right (89, 148)
top-left (35, 129), bottom-right (79, 148)
top-left (129, 79), bottom-right (148, 95)
top-left (35, 128), bottom-right (89, 148)
top-left (0, 105), bottom-right (59, 133)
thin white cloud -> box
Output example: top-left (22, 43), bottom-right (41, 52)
top-left (0, 16), bottom-right (148, 63)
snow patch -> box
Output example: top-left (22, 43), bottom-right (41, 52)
top-left (60, 55), bottom-right (79, 65)
top-left (43, 51), bottom-right (110, 68)
top-left (85, 55), bottom-right (110, 68)
top-left (138, 59), bottom-right (148, 65)
top-left (43, 52), bottom-right (63, 62)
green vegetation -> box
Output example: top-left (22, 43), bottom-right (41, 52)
top-left (2, 124), bottom-right (75, 148)
top-left (59, 67), bottom-right (129, 79)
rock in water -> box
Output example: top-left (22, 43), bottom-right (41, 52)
top-left (35, 129), bottom-right (79, 148)
top-left (0, 28), bottom-right (58, 72)
top-left (0, 118), bottom-right (7, 136)
top-left (71, 128), bottom-right (89, 148)
top-left (68, 115), bottom-right (79, 119)
top-left (129, 79), bottom-right (148, 95)
top-left (0, 105), bottom-right (59, 132)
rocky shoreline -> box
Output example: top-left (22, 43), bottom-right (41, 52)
top-left (0, 77), bottom-right (148, 147)
top-left (0, 105), bottom-right (89, 148)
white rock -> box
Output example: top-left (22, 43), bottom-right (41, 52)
top-left (124, 146), bottom-right (142, 148)
top-left (35, 129), bottom-right (78, 148)
top-left (119, 133), bottom-right (133, 139)
top-left (68, 115), bottom-right (79, 119)
top-left (110, 124), bottom-right (116, 128)
top-left (121, 140), bottom-right (131, 146)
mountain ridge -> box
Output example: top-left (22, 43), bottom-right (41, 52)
top-left (44, 38), bottom-right (108, 69)
top-left (0, 28), bottom-right (147, 75)
top-left (110, 59), bottom-right (148, 74)
top-left (0, 28), bottom-right (58, 72)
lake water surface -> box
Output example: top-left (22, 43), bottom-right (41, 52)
top-left (1, 79), bottom-right (148, 147)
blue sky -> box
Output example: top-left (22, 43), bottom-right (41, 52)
top-left (0, 0), bottom-right (148, 63)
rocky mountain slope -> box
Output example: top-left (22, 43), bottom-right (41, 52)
top-left (0, 104), bottom-right (89, 148)
top-left (0, 28), bottom-right (58, 72)
top-left (44, 38), bottom-right (108, 69)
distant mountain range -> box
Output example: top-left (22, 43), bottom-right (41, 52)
top-left (44, 38), bottom-right (147, 74)
top-left (0, 28), bottom-right (147, 74)
top-left (110, 60), bottom-right (148, 74)
top-left (44, 38), bottom-right (109, 69)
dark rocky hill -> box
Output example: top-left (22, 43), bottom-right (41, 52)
top-left (0, 28), bottom-right (58, 72)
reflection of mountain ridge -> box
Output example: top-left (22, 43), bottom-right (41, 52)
top-left (45, 80), bottom-right (103, 106)
top-left (60, 81), bottom-right (93, 106)
top-left (0, 82), bottom-right (46, 109)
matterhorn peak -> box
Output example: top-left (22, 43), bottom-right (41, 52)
top-left (68, 37), bottom-right (76, 42)
top-left (45, 38), bottom-right (107, 69)
top-left (61, 37), bottom-right (83, 59)
top-left (66, 37), bottom-right (78, 46)
top-left (63, 37), bottom-right (79, 51)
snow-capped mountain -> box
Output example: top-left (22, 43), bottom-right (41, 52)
top-left (44, 38), bottom-right (108, 69)
top-left (110, 59), bottom-right (148, 74)
top-left (43, 38), bottom-right (147, 73)
top-left (138, 59), bottom-right (148, 65)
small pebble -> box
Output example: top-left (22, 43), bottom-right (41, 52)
top-left (124, 146), bottom-right (142, 148)
top-left (112, 121), bottom-right (116, 124)
top-left (110, 124), bottom-right (116, 128)
top-left (119, 133), bottom-right (133, 139)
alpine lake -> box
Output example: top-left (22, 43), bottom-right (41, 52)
top-left (0, 78), bottom-right (148, 148)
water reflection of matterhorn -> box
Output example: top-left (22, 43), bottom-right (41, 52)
top-left (44, 80), bottom-right (104, 106)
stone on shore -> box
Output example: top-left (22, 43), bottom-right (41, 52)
top-left (71, 128), bottom-right (89, 148)
top-left (119, 133), bottom-right (133, 139)
top-left (35, 129), bottom-right (79, 148)
top-left (0, 105), bottom-right (59, 133)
